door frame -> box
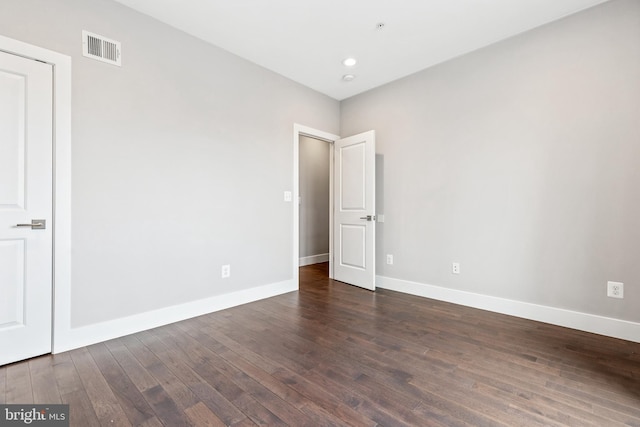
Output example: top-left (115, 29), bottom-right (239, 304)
top-left (293, 124), bottom-right (339, 288)
top-left (0, 35), bottom-right (71, 354)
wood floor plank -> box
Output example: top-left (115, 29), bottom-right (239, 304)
top-left (153, 331), bottom-right (289, 427)
top-left (50, 352), bottom-right (102, 425)
top-left (184, 401), bottom-right (227, 427)
top-left (185, 327), bottom-right (349, 427)
top-left (120, 333), bottom-right (201, 426)
top-left (51, 353), bottom-right (84, 397)
top-left (137, 416), bottom-right (165, 427)
top-left (29, 355), bottom-right (62, 404)
top-left (187, 382), bottom-right (250, 427)
top-left (160, 323), bottom-right (314, 426)
top-left (121, 336), bottom-right (246, 425)
top-left (61, 389), bottom-right (101, 427)
top-left (195, 317), bottom-right (379, 426)
top-left (127, 331), bottom-right (248, 426)
top-left (103, 339), bottom-right (159, 393)
top-left (142, 383), bottom-right (189, 427)
top-left (5, 360), bottom-right (33, 403)
top-left (200, 315), bottom-right (380, 426)
top-left (68, 347), bottom-right (131, 426)
top-left (87, 342), bottom-right (156, 425)
top-left (457, 361), bottom-right (606, 426)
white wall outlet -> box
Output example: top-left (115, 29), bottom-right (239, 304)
top-left (386, 254), bottom-right (393, 265)
top-left (607, 281), bottom-right (623, 298)
top-left (221, 264), bottom-right (231, 278)
top-left (284, 191), bottom-right (292, 202)
top-left (452, 262), bottom-right (460, 274)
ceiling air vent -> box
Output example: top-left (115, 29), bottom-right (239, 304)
top-left (82, 30), bottom-right (121, 66)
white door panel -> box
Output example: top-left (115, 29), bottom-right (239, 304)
top-left (0, 67), bottom-right (25, 209)
top-left (333, 130), bottom-right (375, 290)
top-left (339, 143), bottom-right (366, 210)
top-left (0, 51), bottom-right (53, 366)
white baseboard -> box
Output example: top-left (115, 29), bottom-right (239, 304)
top-left (53, 279), bottom-right (296, 353)
top-left (376, 275), bottom-right (640, 344)
top-left (299, 253), bottom-right (329, 266)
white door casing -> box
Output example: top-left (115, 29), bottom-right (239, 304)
top-left (333, 130), bottom-right (375, 290)
top-left (0, 51), bottom-right (53, 365)
top-left (293, 124), bottom-right (340, 287)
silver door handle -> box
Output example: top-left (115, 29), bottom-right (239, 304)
top-left (15, 219), bottom-right (46, 229)
top-left (359, 215), bottom-right (375, 221)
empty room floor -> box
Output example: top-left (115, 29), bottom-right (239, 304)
top-left (1, 262), bottom-right (639, 426)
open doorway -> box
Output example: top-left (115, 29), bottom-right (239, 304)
top-left (299, 135), bottom-right (331, 279)
top-left (292, 124), bottom-right (339, 289)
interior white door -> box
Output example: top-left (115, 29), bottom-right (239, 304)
top-left (0, 51), bottom-right (53, 366)
top-left (333, 130), bottom-right (375, 290)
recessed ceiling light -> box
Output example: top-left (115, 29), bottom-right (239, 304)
top-left (376, 22), bottom-right (385, 30)
top-left (342, 57), bottom-right (357, 67)
top-left (342, 74), bottom-right (355, 82)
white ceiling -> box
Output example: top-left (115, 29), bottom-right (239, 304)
top-left (113, 0), bottom-right (610, 100)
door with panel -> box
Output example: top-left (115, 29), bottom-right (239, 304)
top-left (0, 51), bottom-right (53, 366)
top-left (333, 130), bottom-right (376, 290)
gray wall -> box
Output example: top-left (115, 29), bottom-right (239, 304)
top-left (0, 0), bottom-right (339, 327)
top-left (342, 0), bottom-right (640, 322)
top-left (299, 136), bottom-right (330, 259)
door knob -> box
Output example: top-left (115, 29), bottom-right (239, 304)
top-left (359, 215), bottom-right (375, 222)
top-left (15, 219), bottom-right (46, 229)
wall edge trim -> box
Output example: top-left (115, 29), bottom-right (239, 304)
top-left (53, 279), bottom-right (295, 353)
top-left (377, 275), bottom-right (640, 343)
top-left (299, 253), bottom-right (330, 266)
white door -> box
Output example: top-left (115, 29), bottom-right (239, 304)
top-left (333, 130), bottom-right (375, 290)
top-left (0, 51), bottom-right (53, 366)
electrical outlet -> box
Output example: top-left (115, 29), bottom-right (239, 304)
top-left (607, 281), bottom-right (623, 298)
top-left (386, 254), bottom-right (393, 265)
top-left (452, 262), bottom-right (460, 274)
top-left (221, 264), bottom-right (231, 278)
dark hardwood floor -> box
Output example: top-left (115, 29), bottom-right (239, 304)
top-left (1, 262), bottom-right (639, 426)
